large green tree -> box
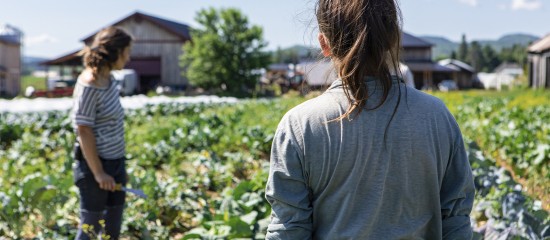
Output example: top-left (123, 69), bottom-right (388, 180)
top-left (458, 34), bottom-right (469, 63)
top-left (180, 8), bottom-right (270, 97)
top-left (500, 44), bottom-right (528, 68)
top-left (482, 45), bottom-right (500, 72)
top-left (468, 41), bottom-right (485, 72)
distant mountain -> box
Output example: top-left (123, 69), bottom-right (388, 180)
top-left (23, 56), bottom-right (48, 63)
top-left (498, 34), bottom-right (540, 45)
top-left (478, 34), bottom-right (540, 51)
top-left (420, 36), bottom-right (459, 59)
top-left (419, 33), bottom-right (540, 60)
top-left (22, 56), bottom-right (49, 74)
top-left (285, 45), bottom-right (320, 57)
top-left (271, 45), bottom-right (321, 63)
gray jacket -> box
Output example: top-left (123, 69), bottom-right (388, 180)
top-left (265, 78), bottom-right (474, 240)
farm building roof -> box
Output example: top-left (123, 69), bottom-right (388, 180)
top-left (81, 11), bottom-right (191, 43)
top-left (528, 34), bottom-right (550, 54)
top-left (43, 11), bottom-right (192, 66)
top-left (438, 59), bottom-right (475, 73)
top-left (0, 35), bottom-right (20, 45)
top-left (494, 62), bottom-right (522, 74)
top-left (41, 50), bottom-right (81, 66)
top-left (406, 62), bottom-right (456, 72)
top-left (402, 32), bottom-right (433, 48)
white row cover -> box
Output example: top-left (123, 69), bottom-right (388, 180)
top-left (0, 95), bottom-right (238, 113)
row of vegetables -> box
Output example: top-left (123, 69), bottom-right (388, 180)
top-left (0, 90), bottom-right (548, 239)
top-left (433, 90), bottom-right (549, 208)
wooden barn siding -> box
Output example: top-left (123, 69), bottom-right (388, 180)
top-left (0, 43), bottom-right (3, 64)
top-left (0, 43), bottom-right (21, 96)
top-left (529, 53), bottom-right (550, 88)
top-left (117, 19), bottom-right (180, 42)
top-left (537, 52), bottom-right (550, 88)
top-left (537, 55), bottom-right (544, 87)
top-left (161, 43), bottom-right (185, 86)
top-left (543, 52), bottom-right (550, 88)
top-left (114, 18), bottom-right (187, 86)
top-left (402, 48), bottom-right (432, 62)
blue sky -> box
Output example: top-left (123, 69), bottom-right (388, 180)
top-left (1, 0), bottom-right (548, 58)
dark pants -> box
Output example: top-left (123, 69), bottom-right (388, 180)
top-left (73, 144), bottom-right (127, 240)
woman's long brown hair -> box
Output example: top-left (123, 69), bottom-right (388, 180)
top-left (316, 0), bottom-right (402, 121)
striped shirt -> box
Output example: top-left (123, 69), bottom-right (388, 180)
top-left (71, 75), bottom-right (125, 160)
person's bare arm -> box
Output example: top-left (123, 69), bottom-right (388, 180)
top-left (78, 125), bottom-right (116, 191)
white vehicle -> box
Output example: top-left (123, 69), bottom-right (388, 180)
top-left (438, 80), bottom-right (459, 92)
top-left (111, 69), bottom-right (139, 96)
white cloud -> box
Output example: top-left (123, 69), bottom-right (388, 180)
top-left (458, 0), bottom-right (479, 7)
top-left (511, 0), bottom-right (542, 10)
top-left (25, 34), bottom-right (58, 46)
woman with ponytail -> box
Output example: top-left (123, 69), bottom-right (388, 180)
top-left (71, 27), bottom-right (132, 239)
top-left (265, 0), bottom-right (475, 239)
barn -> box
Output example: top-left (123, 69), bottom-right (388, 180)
top-left (438, 59), bottom-right (476, 89)
top-left (0, 24), bottom-right (22, 98)
top-left (528, 34), bottom-right (550, 88)
top-left (43, 11), bottom-right (191, 93)
top-left (401, 32), bottom-right (457, 90)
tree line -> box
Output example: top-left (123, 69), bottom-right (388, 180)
top-left (180, 8), bottom-right (533, 97)
top-left (180, 8), bottom-right (270, 97)
top-left (448, 34), bottom-right (529, 73)
top-left (180, 7), bottom-right (322, 97)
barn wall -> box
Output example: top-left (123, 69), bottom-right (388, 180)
top-left (0, 43), bottom-right (21, 97)
top-left (402, 48), bottom-right (432, 62)
top-left (543, 52), bottom-right (550, 88)
top-left (529, 52), bottom-right (550, 89)
top-left (97, 17), bottom-right (189, 87)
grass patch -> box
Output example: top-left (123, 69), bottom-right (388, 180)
top-left (20, 75), bottom-right (47, 94)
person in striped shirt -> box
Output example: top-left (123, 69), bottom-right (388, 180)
top-left (71, 27), bottom-right (132, 240)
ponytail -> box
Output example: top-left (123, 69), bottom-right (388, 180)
top-left (79, 27), bottom-right (133, 79)
top-left (316, 0), bottom-right (402, 121)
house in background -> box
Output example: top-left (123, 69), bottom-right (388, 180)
top-left (437, 59), bottom-right (476, 89)
top-left (495, 62), bottom-right (523, 81)
top-left (43, 11), bottom-right (191, 94)
top-left (400, 32), bottom-right (457, 89)
top-left (0, 24), bottom-right (22, 98)
top-left (478, 62), bottom-right (523, 90)
top-left (266, 32), bottom-right (462, 91)
top-left (297, 60), bottom-right (336, 87)
top-left (528, 34), bottom-right (550, 88)
top-left (263, 61), bottom-right (336, 93)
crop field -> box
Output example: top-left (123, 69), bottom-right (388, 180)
top-left (0, 90), bottom-right (548, 239)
